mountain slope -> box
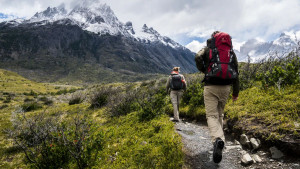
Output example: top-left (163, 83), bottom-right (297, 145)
top-left (0, 2), bottom-right (196, 83)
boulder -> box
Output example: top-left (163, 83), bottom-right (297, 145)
top-left (234, 139), bottom-right (241, 145)
top-left (240, 134), bottom-right (251, 147)
top-left (241, 153), bottom-right (254, 165)
top-left (270, 146), bottom-right (284, 159)
top-left (250, 138), bottom-right (260, 150)
top-left (252, 154), bottom-right (262, 163)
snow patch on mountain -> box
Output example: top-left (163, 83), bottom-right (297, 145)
top-left (237, 31), bottom-right (300, 62)
top-left (29, 5), bottom-right (67, 23)
top-left (4, 0), bottom-right (182, 49)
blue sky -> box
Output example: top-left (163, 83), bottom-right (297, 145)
top-left (1, 0), bottom-right (300, 52)
top-left (0, 13), bottom-right (10, 19)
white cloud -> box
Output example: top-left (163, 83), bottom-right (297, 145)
top-left (232, 39), bottom-right (246, 52)
top-left (0, 0), bottom-right (300, 45)
top-left (185, 40), bottom-right (206, 53)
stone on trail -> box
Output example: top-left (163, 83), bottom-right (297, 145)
top-left (250, 138), bottom-right (260, 150)
top-left (252, 154), bottom-right (262, 163)
top-left (226, 145), bottom-right (242, 151)
top-left (240, 134), bottom-right (251, 147)
top-left (234, 139), bottom-right (241, 145)
top-left (241, 153), bottom-right (254, 165)
top-left (270, 146), bottom-right (284, 159)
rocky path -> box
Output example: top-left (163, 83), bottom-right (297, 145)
top-left (174, 120), bottom-right (300, 169)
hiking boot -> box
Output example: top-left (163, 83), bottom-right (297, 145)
top-left (213, 137), bottom-right (224, 163)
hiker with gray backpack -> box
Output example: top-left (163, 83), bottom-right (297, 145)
top-left (166, 67), bottom-right (187, 122)
top-left (195, 31), bottom-right (240, 163)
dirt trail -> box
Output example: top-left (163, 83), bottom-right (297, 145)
top-left (175, 120), bottom-right (300, 169)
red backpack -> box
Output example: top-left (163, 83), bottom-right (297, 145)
top-left (206, 32), bottom-right (237, 80)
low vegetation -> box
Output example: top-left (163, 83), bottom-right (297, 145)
top-left (0, 70), bottom-right (183, 168)
top-left (0, 52), bottom-right (299, 168)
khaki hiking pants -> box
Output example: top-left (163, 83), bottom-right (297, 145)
top-left (204, 85), bottom-right (231, 143)
top-left (170, 90), bottom-right (183, 121)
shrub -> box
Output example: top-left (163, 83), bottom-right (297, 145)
top-left (21, 102), bottom-right (42, 112)
top-left (257, 53), bottom-right (300, 90)
top-left (3, 96), bottom-right (12, 103)
top-left (24, 90), bottom-right (38, 96)
top-left (0, 104), bottom-right (8, 109)
top-left (69, 93), bottom-right (85, 105)
top-left (107, 90), bottom-right (138, 117)
top-left (136, 87), bottom-right (167, 121)
top-left (90, 87), bottom-right (116, 109)
top-left (6, 111), bottom-right (104, 169)
top-left (24, 97), bottom-right (34, 102)
top-left (39, 96), bottom-right (53, 105)
top-left (181, 81), bottom-right (204, 107)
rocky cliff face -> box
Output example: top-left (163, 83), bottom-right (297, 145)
top-left (0, 1), bottom-right (196, 83)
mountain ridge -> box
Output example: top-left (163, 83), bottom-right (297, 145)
top-left (235, 30), bottom-right (300, 62)
top-left (0, 1), bottom-right (196, 83)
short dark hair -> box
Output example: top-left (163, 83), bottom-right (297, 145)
top-left (211, 31), bottom-right (220, 37)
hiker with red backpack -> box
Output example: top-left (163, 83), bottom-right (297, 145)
top-left (195, 31), bottom-right (239, 163)
top-left (166, 67), bottom-right (187, 122)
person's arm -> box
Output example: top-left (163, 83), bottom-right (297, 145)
top-left (232, 52), bottom-right (239, 101)
top-left (195, 47), bottom-right (207, 73)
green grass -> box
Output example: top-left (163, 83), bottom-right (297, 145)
top-left (0, 69), bottom-right (58, 94)
top-left (0, 70), bottom-right (183, 168)
top-left (95, 112), bottom-right (183, 168)
top-left (225, 84), bottom-right (300, 140)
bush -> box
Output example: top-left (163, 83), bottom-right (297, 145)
top-left (107, 90), bottom-right (138, 117)
top-left (24, 90), bottom-right (38, 96)
top-left (3, 96), bottom-right (11, 103)
top-left (69, 93), bottom-right (85, 105)
top-left (136, 87), bottom-right (167, 121)
top-left (21, 102), bottom-right (42, 112)
top-left (39, 96), bottom-right (53, 105)
top-left (257, 53), bottom-right (300, 90)
top-left (24, 97), bottom-right (34, 102)
top-left (6, 111), bottom-right (104, 169)
top-left (0, 104), bottom-right (8, 109)
top-left (181, 81), bottom-right (204, 107)
top-left (90, 87), bottom-right (116, 109)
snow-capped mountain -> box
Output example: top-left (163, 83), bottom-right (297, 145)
top-left (29, 5), bottom-right (67, 23)
top-left (236, 31), bottom-right (300, 62)
top-left (9, 1), bottom-right (181, 49)
top-left (0, 1), bottom-right (196, 83)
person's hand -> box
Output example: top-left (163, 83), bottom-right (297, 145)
top-left (232, 96), bottom-right (238, 102)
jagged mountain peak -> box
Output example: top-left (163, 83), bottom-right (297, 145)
top-left (124, 21), bottom-right (135, 34)
top-left (142, 24), bottom-right (159, 35)
top-left (69, 1), bottom-right (120, 27)
top-left (3, 1), bottom-right (184, 49)
top-left (237, 30), bottom-right (300, 62)
top-left (29, 5), bottom-right (67, 22)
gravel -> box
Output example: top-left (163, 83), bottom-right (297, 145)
top-left (175, 120), bottom-right (300, 169)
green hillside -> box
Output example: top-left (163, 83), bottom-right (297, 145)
top-left (0, 70), bottom-right (183, 168)
top-left (0, 52), bottom-right (299, 168)
top-left (0, 69), bottom-right (59, 94)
